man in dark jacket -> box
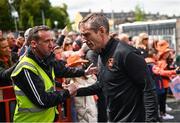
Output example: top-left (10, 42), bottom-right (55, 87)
top-left (0, 38), bottom-right (18, 84)
top-left (0, 38), bottom-right (18, 122)
top-left (78, 13), bottom-right (159, 122)
top-left (10, 25), bottom-right (96, 122)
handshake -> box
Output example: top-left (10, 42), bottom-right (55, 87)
top-left (62, 82), bottom-right (79, 96)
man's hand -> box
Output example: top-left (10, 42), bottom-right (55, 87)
top-left (62, 82), bottom-right (78, 96)
top-left (85, 63), bottom-right (98, 75)
top-left (61, 26), bottom-right (69, 36)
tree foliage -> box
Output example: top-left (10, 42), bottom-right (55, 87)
top-left (0, 0), bottom-right (14, 30)
top-left (134, 4), bottom-right (145, 21)
top-left (0, 0), bottom-right (70, 31)
top-left (49, 4), bottom-right (70, 29)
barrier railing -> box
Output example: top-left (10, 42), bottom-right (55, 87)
top-left (56, 98), bottom-right (71, 122)
top-left (0, 83), bottom-right (72, 122)
top-left (0, 86), bottom-right (16, 122)
top-left (55, 77), bottom-right (72, 122)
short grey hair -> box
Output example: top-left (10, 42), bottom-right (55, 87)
top-left (79, 13), bottom-right (109, 34)
top-left (27, 25), bottom-right (50, 45)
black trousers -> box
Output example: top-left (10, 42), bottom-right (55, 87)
top-left (0, 103), bottom-right (6, 122)
top-left (158, 88), bottom-right (167, 114)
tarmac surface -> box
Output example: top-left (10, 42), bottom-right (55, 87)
top-left (162, 97), bottom-right (180, 122)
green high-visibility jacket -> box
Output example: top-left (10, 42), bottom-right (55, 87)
top-left (11, 56), bottom-right (57, 122)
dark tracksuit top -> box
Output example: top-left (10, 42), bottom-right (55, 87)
top-left (11, 49), bottom-right (85, 109)
top-left (0, 52), bottom-right (18, 85)
top-left (77, 38), bottom-right (158, 122)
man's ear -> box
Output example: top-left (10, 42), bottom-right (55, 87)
top-left (99, 26), bottom-right (106, 34)
top-left (31, 40), bottom-right (37, 48)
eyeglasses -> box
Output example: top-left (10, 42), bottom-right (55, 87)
top-left (143, 38), bottom-right (148, 40)
top-left (65, 43), bottom-right (72, 46)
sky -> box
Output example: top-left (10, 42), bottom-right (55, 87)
top-left (49, 0), bottom-right (180, 21)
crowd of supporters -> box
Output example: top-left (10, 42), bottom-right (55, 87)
top-left (0, 23), bottom-right (180, 121)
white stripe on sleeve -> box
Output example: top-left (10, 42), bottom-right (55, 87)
top-left (24, 69), bottom-right (44, 106)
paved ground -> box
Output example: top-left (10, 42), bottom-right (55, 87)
top-left (162, 97), bottom-right (180, 122)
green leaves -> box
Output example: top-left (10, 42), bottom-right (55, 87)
top-left (134, 4), bottom-right (145, 21)
top-left (0, 0), bottom-right (70, 31)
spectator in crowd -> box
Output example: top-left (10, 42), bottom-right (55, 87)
top-left (6, 33), bottom-right (16, 50)
top-left (145, 49), bottom-right (164, 121)
top-left (118, 33), bottom-right (130, 44)
top-left (74, 43), bottom-right (105, 122)
top-left (0, 30), bottom-right (3, 38)
top-left (155, 40), bottom-right (169, 55)
top-left (18, 28), bottom-right (32, 57)
top-left (131, 36), bottom-right (139, 47)
top-left (53, 45), bottom-right (64, 61)
top-left (136, 32), bottom-right (149, 58)
top-left (0, 38), bottom-right (18, 84)
top-left (68, 31), bottom-right (78, 42)
top-left (72, 39), bottom-right (82, 51)
top-left (56, 26), bottom-right (69, 47)
top-left (77, 13), bottom-right (159, 122)
top-left (66, 54), bottom-right (98, 122)
top-left (61, 37), bottom-right (74, 60)
top-left (151, 39), bottom-right (159, 53)
top-left (167, 49), bottom-right (177, 70)
top-left (62, 37), bottom-right (73, 51)
top-left (12, 36), bottom-right (25, 53)
top-left (0, 38), bottom-right (18, 122)
top-left (156, 47), bottom-right (177, 120)
top-left (10, 25), bottom-right (96, 122)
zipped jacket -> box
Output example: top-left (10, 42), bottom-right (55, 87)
top-left (11, 49), bottom-right (85, 122)
top-left (11, 56), bottom-right (57, 122)
top-left (98, 38), bottom-right (158, 122)
top-left (78, 38), bottom-right (159, 122)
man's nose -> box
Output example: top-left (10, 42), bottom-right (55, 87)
top-left (49, 40), bottom-right (54, 47)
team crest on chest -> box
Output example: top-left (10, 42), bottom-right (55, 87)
top-left (107, 58), bottom-right (114, 69)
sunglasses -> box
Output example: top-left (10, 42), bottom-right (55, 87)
top-left (65, 43), bottom-right (72, 46)
top-left (143, 38), bottom-right (148, 40)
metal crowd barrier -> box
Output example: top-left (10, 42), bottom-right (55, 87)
top-left (55, 77), bottom-right (72, 122)
top-left (0, 83), bottom-right (72, 122)
top-left (0, 86), bottom-right (16, 122)
top-left (56, 98), bottom-right (71, 122)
